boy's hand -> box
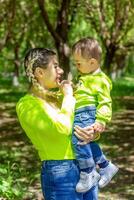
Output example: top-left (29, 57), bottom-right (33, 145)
top-left (92, 122), bottom-right (105, 133)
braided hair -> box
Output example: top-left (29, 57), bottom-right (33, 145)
top-left (24, 48), bottom-right (56, 90)
top-left (24, 48), bottom-right (61, 102)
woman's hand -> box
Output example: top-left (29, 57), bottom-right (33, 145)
top-left (74, 123), bottom-right (105, 145)
top-left (74, 125), bottom-right (95, 145)
top-left (59, 80), bottom-right (73, 96)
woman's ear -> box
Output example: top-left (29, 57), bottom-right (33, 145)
top-left (34, 67), bottom-right (45, 78)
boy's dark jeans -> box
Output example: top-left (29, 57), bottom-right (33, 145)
top-left (72, 106), bottom-right (107, 170)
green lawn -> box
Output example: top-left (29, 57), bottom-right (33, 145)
top-left (112, 76), bottom-right (134, 97)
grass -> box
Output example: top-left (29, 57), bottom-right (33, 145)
top-left (0, 76), bottom-right (41, 199)
top-left (111, 76), bottom-right (134, 112)
top-left (112, 76), bottom-right (134, 97)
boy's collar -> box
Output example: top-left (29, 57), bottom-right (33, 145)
top-left (92, 68), bottom-right (101, 75)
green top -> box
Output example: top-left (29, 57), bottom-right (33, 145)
top-left (74, 70), bottom-right (112, 126)
top-left (16, 94), bottom-right (76, 161)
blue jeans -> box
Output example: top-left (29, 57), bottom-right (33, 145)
top-left (41, 160), bottom-right (98, 200)
top-left (72, 106), bottom-right (107, 170)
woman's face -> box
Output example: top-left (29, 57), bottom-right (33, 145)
top-left (35, 56), bottom-right (64, 89)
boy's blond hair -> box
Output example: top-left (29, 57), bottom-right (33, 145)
top-left (72, 37), bottom-right (102, 62)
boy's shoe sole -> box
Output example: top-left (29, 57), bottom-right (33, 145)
top-left (99, 165), bottom-right (119, 188)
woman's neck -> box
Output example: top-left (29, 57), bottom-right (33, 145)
top-left (30, 86), bottom-right (47, 100)
top-left (30, 86), bottom-right (61, 108)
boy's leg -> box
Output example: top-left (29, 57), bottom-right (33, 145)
top-left (72, 107), bottom-right (100, 193)
top-left (72, 133), bottom-right (95, 171)
top-left (90, 142), bottom-right (109, 168)
top-left (90, 142), bottom-right (118, 188)
top-left (72, 134), bottom-right (100, 193)
top-left (72, 129), bottom-right (100, 191)
top-left (72, 107), bottom-right (97, 171)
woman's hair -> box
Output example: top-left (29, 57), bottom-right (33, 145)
top-left (24, 48), bottom-right (56, 92)
top-left (72, 37), bottom-right (102, 62)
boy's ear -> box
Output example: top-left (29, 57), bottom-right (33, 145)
top-left (90, 58), bottom-right (97, 65)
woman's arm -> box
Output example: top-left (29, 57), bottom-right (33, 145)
top-left (47, 95), bottom-right (76, 135)
top-left (16, 93), bottom-right (75, 139)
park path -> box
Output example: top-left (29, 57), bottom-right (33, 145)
top-left (99, 96), bottom-right (134, 200)
top-left (0, 96), bottom-right (134, 200)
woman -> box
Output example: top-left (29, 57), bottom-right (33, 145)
top-left (16, 48), bottom-right (98, 200)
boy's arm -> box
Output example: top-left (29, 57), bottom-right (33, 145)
top-left (95, 77), bottom-right (112, 127)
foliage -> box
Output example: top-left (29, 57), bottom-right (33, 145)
top-left (0, 0), bottom-right (53, 76)
top-left (112, 76), bottom-right (134, 97)
top-left (81, 0), bottom-right (134, 72)
top-left (0, 0), bottom-right (134, 77)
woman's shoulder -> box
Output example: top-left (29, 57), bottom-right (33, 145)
top-left (16, 93), bottom-right (36, 106)
top-left (16, 93), bottom-right (42, 114)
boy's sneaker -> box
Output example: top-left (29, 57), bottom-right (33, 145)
top-left (76, 170), bottom-right (100, 193)
top-left (99, 162), bottom-right (119, 188)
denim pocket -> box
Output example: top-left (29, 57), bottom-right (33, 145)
top-left (52, 162), bottom-right (78, 188)
top-left (51, 163), bottom-right (72, 174)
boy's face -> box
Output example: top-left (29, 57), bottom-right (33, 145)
top-left (73, 53), bottom-right (98, 74)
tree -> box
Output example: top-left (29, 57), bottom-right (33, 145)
top-left (84, 0), bottom-right (134, 74)
top-left (37, 0), bottom-right (80, 77)
top-left (0, 0), bottom-right (133, 80)
top-left (0, 0), bottom-right (53, 85)
top-left (0, 0), bottom-right (16, 51)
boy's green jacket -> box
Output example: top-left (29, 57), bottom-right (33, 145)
top-left (74, 71), bottom-right (112, 126)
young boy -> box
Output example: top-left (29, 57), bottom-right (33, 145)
top-left (72, 37), bottom-right (118, 193)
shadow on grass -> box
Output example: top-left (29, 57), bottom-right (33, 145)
top-left (99, 105), bottom-right (134, 200)
top-left (0, 91), bottom-right (41, 199)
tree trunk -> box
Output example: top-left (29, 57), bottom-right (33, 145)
top-left (37, 0), bottom-right (71, 78)
top-left (55, 41), bottom-right (70, 78)
top-left (104, 44), bottom-right (117, 74)
top-left (13, 44), bottom-right (19, 86)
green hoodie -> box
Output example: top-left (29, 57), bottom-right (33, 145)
top-left (16, 94), bottom-right (76, 161)
top-left (74, 70), bottom-right (112, 126)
